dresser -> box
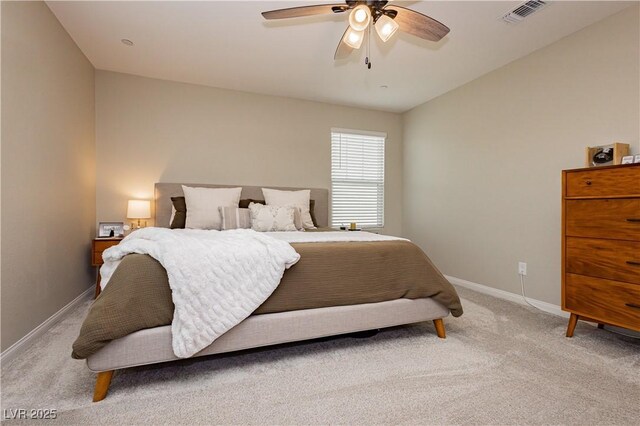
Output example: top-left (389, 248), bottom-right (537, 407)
top-left (562, 163), bottom-right (640, 336)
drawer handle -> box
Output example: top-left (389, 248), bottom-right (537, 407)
top-left (627, 261), bottom-right (640, 266)
top-left (585, 180), bottom-right (592, 186)
top-left (626, 303), bottom-right (640, 310)
top-left (626, 218), bottom-right (640, 223)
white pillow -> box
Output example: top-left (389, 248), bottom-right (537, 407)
top-left (291, 207), bottom-right (304, 231)
top-left (169, 205), bottom-right (176, 227)
top-left (182, 186), bottom-right (242, 230)
top-left (262, 188), bottom-right (315, 229)
top-left (249, 203), bottom-right (297, 232)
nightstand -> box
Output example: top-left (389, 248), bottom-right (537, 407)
top-left (92, 237), bottom-right (122, 298)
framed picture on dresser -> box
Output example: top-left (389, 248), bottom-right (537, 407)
top-left (584, 142), bottom-right (630, 167)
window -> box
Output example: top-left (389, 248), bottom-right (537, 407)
top-left (331, 129), bottom-right (385, 228)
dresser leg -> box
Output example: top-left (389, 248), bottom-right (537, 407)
top-left (566, 313), bottom-right (579, 337)
top-left (597, 323), bottom-right (604, 329)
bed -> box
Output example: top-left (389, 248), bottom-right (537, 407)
top-left (76, 183), bottom-right (463, 402)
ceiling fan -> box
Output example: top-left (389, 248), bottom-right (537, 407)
top-left (262, 1), bottom-right (449, 68)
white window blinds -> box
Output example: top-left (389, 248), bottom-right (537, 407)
top-left (331, 129), bottom-right (385, 228)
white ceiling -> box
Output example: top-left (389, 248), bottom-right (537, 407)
top-left (47, 1), bottom-right (635, 112)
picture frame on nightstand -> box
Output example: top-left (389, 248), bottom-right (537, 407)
top-left (98, 221), bottom-right (124, 238)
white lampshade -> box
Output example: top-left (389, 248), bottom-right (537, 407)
top-left (348, 5), bottom-right (370, 32)
top-left (375, 15), bottom-right (399, 42)
top-left (343, 27), bottom-right (364, 49)
top-left (127, 200), bottom-right (151, 219)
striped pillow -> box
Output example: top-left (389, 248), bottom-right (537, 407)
top-left (218, 207), bottom-right (252, 230)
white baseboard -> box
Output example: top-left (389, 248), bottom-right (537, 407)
top-left (1, 286), bottom-right (93, 364)
top-left (445, 275), bottom-right (569, 319)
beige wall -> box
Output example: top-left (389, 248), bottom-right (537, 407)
top-left (403, 7), bottom-right (639, 305)
top-left (1, 1), bottom-right (95, 351)
top-left (95, 71), bottom-right (404, 235)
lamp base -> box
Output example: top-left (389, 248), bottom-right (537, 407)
top-left (131, 220), bottom-right (147, 229)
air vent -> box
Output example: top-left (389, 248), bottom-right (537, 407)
top-left (502, 1), bottom-right (548, 24)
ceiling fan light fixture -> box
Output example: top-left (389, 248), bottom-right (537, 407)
top-left (348, 5), bottom-right (370, 31)
top-left (375, 15), bottom-right (399, 42)
top-left (260, 2), bottom-right (450, 66)
top-left (343, 27), bottom-right (364, 49)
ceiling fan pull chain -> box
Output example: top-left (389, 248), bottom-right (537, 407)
top-left (364, 23), bottom-right (369, 67)
top-left (366, 19), bottom-right (372, 69)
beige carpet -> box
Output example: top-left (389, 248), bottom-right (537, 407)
top-left (1, 286), bottom-right (639, 425)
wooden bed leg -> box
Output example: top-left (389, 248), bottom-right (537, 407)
top-left (93, 370), bottom-right (114, 402)
top-left (433, 319), bottom-right (446, 339)
top-left (566, 313), bottom-right (579, 338)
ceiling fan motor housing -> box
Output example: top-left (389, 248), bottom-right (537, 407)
top-left (339, 1), bottom-right (391, 24)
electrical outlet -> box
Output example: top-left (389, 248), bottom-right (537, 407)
top-left (518, 262), bottom-right (527, 276)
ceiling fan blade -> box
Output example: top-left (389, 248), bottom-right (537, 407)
top-left (334, 27), bottom-right (354, 60)
top-left (385, 5), bottom-right (449, 42)
top-left (262, 4), bottom-right (348, 20)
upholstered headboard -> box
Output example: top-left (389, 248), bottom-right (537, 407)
top-left (154, 183), bottom-right (329, 228)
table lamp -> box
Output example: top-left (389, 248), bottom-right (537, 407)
top-left (127, 200), bottom-right (151, 229)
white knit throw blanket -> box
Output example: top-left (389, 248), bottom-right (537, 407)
top-left (100, 227), bottom-right (300, 358)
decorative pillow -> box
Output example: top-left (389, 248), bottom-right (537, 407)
top-left (241, 198), bottom-right (317, 227)
top-left (291, 207), bottom-right (304, 230)
top-left (170, 196), bottom-right (187, 229)
top-left (171, 197), bottom-right (314, 229)
top-left (240, 199), bottom-right (304, 230)
top-left (262, 188), bottom-right (315, 229)
top-left (182, 186), bottom-right (242, 230)
top-left (249, 203), bottom-right (297, 232)
top-left (219, 207), bottom-right (251, 230)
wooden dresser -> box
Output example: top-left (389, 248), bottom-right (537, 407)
top-left (562, 163), bottom-right (640, 336)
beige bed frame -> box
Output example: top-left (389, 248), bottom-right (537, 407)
top-left (87, 183), bottom-right (450, 402)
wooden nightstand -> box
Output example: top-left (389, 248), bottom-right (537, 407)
top-left (92, 237), bottom-right (122, 298)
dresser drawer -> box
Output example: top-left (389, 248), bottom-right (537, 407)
top-left (566, 167), bottom-right (640, 198)
top-left (94, 240), bottom-right (119, 252)
top-left (566, 237), bottom-right (640, 285)
top-left (565, 274), bottom-right (640, 330)
top-left (565, 199), bottom-right (640, 241)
